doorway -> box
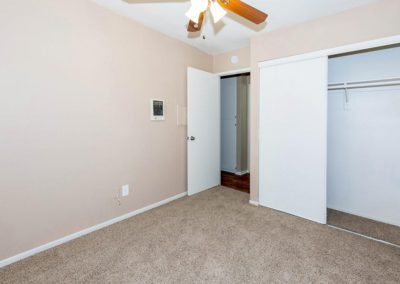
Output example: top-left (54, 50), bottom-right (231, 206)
top-left (186, 67), bottom-right (250, 197)
top-left (220, 73), bottom-right (250, 193)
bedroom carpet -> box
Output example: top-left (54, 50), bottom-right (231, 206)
top-left (328, 208), bottom-right (400, 246)
top-left (1, 187), bottom-right (400, 283)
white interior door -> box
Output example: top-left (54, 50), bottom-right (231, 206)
top-left (187, 67), bottom-right (220, 196)
top-left (259, 56), bottom-right (328, 224)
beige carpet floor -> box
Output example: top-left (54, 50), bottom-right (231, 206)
top-left (328, 208), bottom-right (400, 246)
top-left (1, 187), bottom-right (400, 283)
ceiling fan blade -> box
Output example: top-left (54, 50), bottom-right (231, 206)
top-left (217, 0), bottom-right (268, 24)
top-left (187, 12), bottom-right (205, 32)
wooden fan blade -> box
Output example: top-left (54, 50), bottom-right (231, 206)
top-left (217, 0), bottom-right (267, 24)
top-left (187, 12), bottom-right (205, 32)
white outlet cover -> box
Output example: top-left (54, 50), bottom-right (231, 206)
top-left (122, 184), bottom-right (129, 197)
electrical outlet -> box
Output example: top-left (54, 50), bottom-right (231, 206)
top-left (122, 184), bottom-right (129, 197)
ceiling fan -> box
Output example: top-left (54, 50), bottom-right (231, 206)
top-left (186, 0), bottom-right (268, 32)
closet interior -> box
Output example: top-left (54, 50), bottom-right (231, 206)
top-left (327, 44), bottom-right (400, 245)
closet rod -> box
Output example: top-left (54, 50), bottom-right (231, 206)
top-left (328, 77), bottom-right (400, 91)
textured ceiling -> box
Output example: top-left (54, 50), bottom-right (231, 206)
top-left (92, 0), bottom-right (378, 54)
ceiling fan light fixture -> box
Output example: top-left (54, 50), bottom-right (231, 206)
top-left (184, 0), bottom-right (267, 33)
top-left (186, 0), bottom-right (209, 23)
top-left (210, 1), bottom-right (226, 23)
top-left (193, 0), bottom-right (209, 12)
top-left (185, 6), bottom-right (201, 24)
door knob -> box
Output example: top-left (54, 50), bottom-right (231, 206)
top-left (187, 136), bottom-right (196, 141)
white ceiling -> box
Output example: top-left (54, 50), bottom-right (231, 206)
top-left (92, 0), bottom-right (378, 55)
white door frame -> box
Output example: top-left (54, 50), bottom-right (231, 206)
top-left (218, 68), bottom-right (252, 175)
top-left (258, 35), bottom-right (400, 221)
top-left (216, 68), bottom-right (251, 77)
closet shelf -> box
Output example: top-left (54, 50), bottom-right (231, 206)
top-left (328, 77), bottom-right (400, 91)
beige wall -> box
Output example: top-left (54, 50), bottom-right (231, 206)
top-left (213, 46), bottom-right (250, 73)
top-left (0, 0), bottom-right (212, 260)
top-left (249, 0), bottom-right (400, 202)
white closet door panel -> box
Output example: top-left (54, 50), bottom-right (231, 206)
top-left (259, 56), bottom-right (328, 224)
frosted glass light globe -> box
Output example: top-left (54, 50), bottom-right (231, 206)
top-left (186, 0), bottom-right (209, 24)
top-left (210, 1), bottom-right (227, 23)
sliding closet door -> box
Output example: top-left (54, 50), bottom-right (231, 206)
top-left (259, 56), bottom-right (328, 224)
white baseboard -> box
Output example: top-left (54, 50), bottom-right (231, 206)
top-left (0, 192), bottom-right (187, 268)
top-left (249, 200), bottom-right (259, 207)
top-left (235, 170), bottom-right (249, 176)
